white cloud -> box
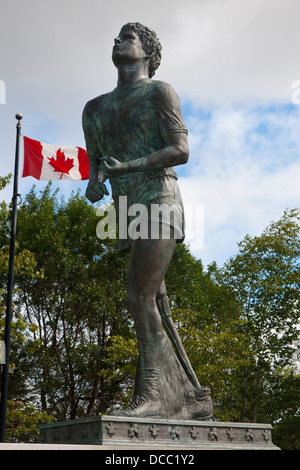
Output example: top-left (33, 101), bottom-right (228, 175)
top-left (165, 0), bottom-right (300, 105)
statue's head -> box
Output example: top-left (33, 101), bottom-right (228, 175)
top-left (118, 22), bottom-right (162, 78)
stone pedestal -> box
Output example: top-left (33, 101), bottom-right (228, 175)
top-left (39, 416), bottom-right (279, 450)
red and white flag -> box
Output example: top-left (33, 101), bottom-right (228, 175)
top-left (22, 136), bottom-right (89, 181)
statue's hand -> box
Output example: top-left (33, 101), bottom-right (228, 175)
top-left (85, 180), bottom-right (109, 203)
top-left (101, 156), bottom-right (127, 178)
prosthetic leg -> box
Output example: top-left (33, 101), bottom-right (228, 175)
top-left (156, 292), bottom-right (211, 401)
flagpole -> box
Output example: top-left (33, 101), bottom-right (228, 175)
top-left (0, 113), bottom-right (23, 442)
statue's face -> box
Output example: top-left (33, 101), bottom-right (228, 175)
top-left (112, 28), bottom-right (147, 66)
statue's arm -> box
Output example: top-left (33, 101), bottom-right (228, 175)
top-left (100, 132), bottom-right (188, 178)
top-left (82, 103), bottom-right (109, 203)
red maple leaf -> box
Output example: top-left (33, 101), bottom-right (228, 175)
top-left (48, 148), bottom-right (74, 179)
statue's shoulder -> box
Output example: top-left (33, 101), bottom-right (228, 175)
top-left (83, 91), bottom-right (112, 116)
top-left (147, 80), bottom-right (179, 103)
top-left (148, 79), bottom-right (174, 93)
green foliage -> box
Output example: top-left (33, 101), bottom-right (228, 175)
top-left (0, 174), bottom-right (12, 191)
top-left (8, 183), bottom-right (133, 421)
top-left (5, 400), bottom-right (53, 443)
top-left (173, 310), bottom-right (254, 422)
top-left (0, 203), bottom-right (48, 443)
top-left (220, 209), bottom-right (300, 424)
top-left (99, 335), bottom-right (138, 409)
top-left (222, 208), bottom-right (300, 366)
top-left (272, 414), bottom-right (300, 450)
top-left (165, 209), bottom-right (300, 428)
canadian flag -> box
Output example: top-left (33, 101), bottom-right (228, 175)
top-left (22, 136), bottom-right (89, 181)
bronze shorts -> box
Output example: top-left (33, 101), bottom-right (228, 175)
top-left (113, 176), bottom-right (185, 252)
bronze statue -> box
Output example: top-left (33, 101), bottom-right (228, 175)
top-left (83, 22), bottom-right (213, 419)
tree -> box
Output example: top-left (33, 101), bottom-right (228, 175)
top-left (1, 174), bottom-right (52, 442)
top-left (5, 400), bottom-right (53, 443)
top-left (166, 210), bottom-right (300, 425)
top-left (12, 183), bottom-right (136, 420)
top-left (220, 209), bottom-right (300, 423)
top-left (272, 413), bottom-right (300, 450)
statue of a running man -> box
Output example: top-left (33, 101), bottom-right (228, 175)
top-left (83, 22), bottom-right (212, 419)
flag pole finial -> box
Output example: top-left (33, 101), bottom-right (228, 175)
top-left (15, 113), bottom-right (23, 122)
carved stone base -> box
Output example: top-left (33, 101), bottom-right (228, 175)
top-left (39, 416), bottom-right (280, 450)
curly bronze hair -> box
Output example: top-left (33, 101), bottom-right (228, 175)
top-left (120, 22), bottom-right (162, 78)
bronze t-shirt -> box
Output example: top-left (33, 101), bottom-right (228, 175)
top-left (82, 79), bottom-right (188, 199)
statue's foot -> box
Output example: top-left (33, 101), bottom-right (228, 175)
top-left (184, 395), bottom-right (213, 420)
top-left (110, 395), bottom-right (161, 418)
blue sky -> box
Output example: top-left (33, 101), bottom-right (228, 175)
top-left (1, 0), bottom-right (300, 268)
top-left (179, 101), bottom-right (300, 264)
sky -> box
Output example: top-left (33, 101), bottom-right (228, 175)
top-left (1, 0), bottom-right (300, 268)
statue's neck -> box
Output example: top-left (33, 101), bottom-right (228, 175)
top-left (116, 62), bottom-right (150, 88)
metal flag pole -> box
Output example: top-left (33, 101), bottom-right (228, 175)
top-left (0, 113), bottom-right (23, 442)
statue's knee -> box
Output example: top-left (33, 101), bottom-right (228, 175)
top-left (127, 289), bottom-right (156, 313)
top-left (128, 289), bottom-right (146, 311)
top-left (127, 290), bottom-right (138, 311)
